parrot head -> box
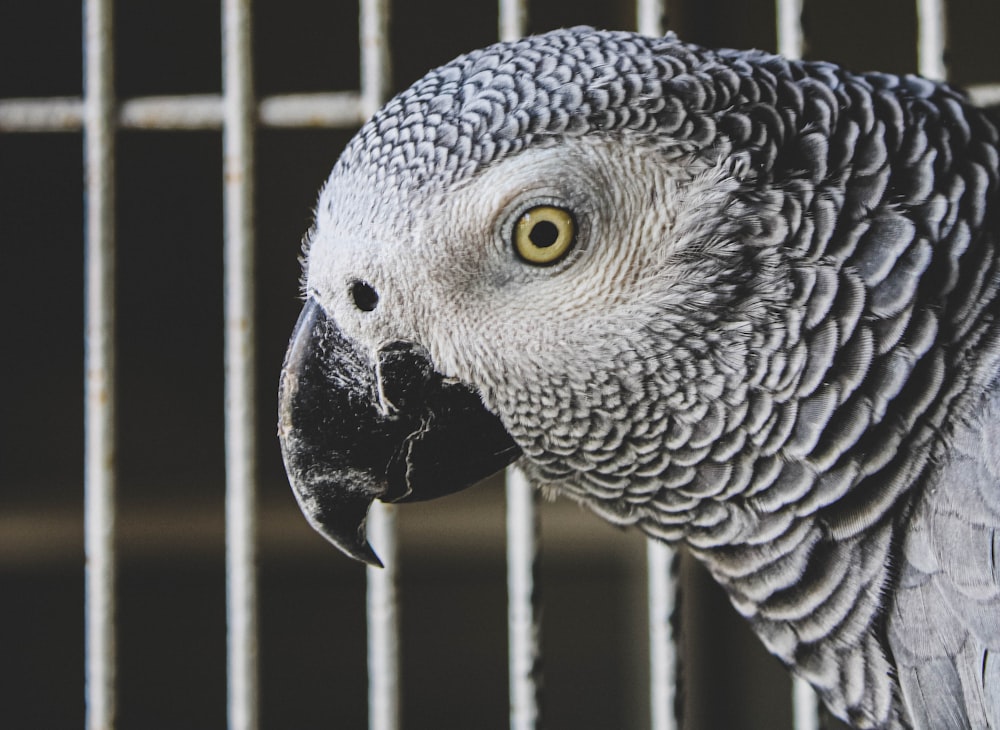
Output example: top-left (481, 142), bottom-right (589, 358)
top-left (278, 27), bottom-right (794, 565)
top-left (276, 24), bottom-right (1000, 730)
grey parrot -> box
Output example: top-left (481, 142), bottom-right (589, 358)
top-left (277, 27), bottom-right (1000, 729)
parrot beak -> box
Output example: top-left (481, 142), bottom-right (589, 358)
top-left (277, 297), bottom-right (522, 567)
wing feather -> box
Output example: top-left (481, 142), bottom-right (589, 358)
top-left (890, 387), bottom-right (1000, 727)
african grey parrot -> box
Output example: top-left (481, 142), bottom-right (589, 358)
top-left (276, 27), bottom-right (1000, 729)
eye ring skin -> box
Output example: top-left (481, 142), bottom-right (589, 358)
top-left (512, 205), bottom-right (577, 265)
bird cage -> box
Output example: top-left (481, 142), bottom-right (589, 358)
top-left (2, 0), bottom-right (998, 728)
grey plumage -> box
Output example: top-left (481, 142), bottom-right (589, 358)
top-left (283, 27), bottom-right (1000, 729)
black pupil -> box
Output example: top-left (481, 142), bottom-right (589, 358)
top-left (350, 281), bottom-right (379, 312)
top-left (529, 220), bottom-right (560, 248)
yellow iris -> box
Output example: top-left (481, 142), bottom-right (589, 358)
top-left (513, 206), bottom-right (576, 265)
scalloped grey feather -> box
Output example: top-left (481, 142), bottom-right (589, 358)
top-left (302, 27), bottom-right (1000, 729)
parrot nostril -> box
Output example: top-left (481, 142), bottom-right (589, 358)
top-left (349, 280), bottom-right (379, 312)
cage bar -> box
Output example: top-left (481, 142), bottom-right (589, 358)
top-left (83, 0), bottom-right (118, 727)
top-left (499, 0), bottom-right (528, 45)
top-left (632, 6), bottom-right (684, 730)
top-left (0, 97), bottom-right (85, 131)
top-left (361, 0), bottom-right (392, 119)
top-left (917, 0), bottom-right (947, 81)
top-left (0, 93), bottom-right (370, 132)
top-left (776, 0), bottom-right (804, 60)
top-left (967, 83), bottom-right (1000, 107)
top-left (257, 92), bottom-right (366, 128)
top-left (367, 504), bottom-right (401, 730)
top-left (222, 1), bottom-right (260, 728)
top-left (358, 1), bottom-right (400, 729)
top-left (637, 0), bottom-right (666, 38)
top-left (646, 542), bottom-right (678, 730)
top-left (5, 56), bottom-right (995, 131)
top-left (775, 2), bottom-right (821, 728)
top-left (121, 95), bottom-right (224, 130)
top-left (496, 6), bottom-right (543, 729)
top-left (634, 5), bottom-right (682, 728)
top-left (505, 468), bottom-right (542, 730)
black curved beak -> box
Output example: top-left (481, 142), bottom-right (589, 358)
top-left (277, 297), bottom-right (522, 566)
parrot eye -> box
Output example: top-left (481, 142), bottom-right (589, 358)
top-left (513, 206), bottom-right (576, 265)
top-left (350, 280), bottom-right (379, 312)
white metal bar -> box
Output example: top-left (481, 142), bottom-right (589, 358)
top-left (499, 0), bottom-right (528, 44)
top-left (776, 0), bottom-right (804, 59)
top-left (967, 83), bottom-right (1000, 107)
top-left (16, 62), bottom-right (997, 136)
top-left (257, 92), bottom-right (366, 128)
top-left (497, 7), bottom-right (542, 730)
top-left (84, 0), bottom-right (117, 727)
top-left (793, 673), bottom-right (821, 730)
top-left (647, 542), bottom-right (678, 730)
top-left (632, 7), bottom-right (684, 728)
top-left (222, 1), bottom-right (259, 729)
top-left (367, 505), bottom-right (401, 730)
top-left (917, 0), bottom-right (947, 81)
top-left (360, 0), bottom-right (391, 119)
top-left (506, 468), bottom-right (542, 730)
top-left (0, 97), bottom-right (85, 131)
top-left (121, 95), bottom-right (224, 129)
top-left (775, 5), bottom-right (820, 727)
top-left (359, 1), bottom-right (398, 729)
top-left (0, 93), bottom-right (366, 132)
top-left (635, 7), bottom-right (683, 730)
top-left (636, 0), bottom-right (666, 36)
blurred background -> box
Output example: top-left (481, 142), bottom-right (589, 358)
top-left (1, 0), bottom-right (998, 728)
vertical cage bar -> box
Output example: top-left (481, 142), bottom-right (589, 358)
top-left (505, 468), bottom-right (542, 730)
top-left (776, 7), bottom-right (819, 730)
top-left (793, 675), bottom-right (821, 730)
top-left (776, 6), bottom-right (819, 728)
top-left (646, 542), bottom-right (677, 730)
top-left (367, 504), bottom-right (400, 730)
top-left (636, 0), bottom-right (666, 37)
top-left (360, 2), bottom-right (399, 729)
top-left (916, 0), bottom-right (947, 81)
top-left (499, 0), bottom-right (528, 45)
top-left (776, 0), bottom-right (804, 59)
top-left (222, 1), bottom-right (259, 728)
top-left (775, 5), bottom-right (819, 725)
top-left (83, 0), bottom-right (117, 727)
top-left (497, 7), bottom-right (542, 728)
top-left (361, 0), bottom-right (391, 118)
top-left (633, 9), bottom-right (682, 730)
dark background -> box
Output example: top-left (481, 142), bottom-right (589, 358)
top-left (1, 0), bottom-right (997, 727)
